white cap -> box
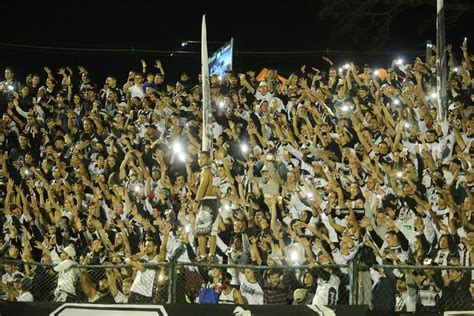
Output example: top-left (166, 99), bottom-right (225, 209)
top-left (448, 102), bottom-right (461, 111)
top-left (62, 245), bottom-right (76, 259)
top-left (259, 81), bottom-right (268, 87)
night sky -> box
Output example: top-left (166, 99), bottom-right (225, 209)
top-left (0, 1), bottom-right (472, 83)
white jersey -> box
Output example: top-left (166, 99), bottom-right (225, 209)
top-left (238, 273), bottom-right (264, 305)
top-left (130, 255), bottom-right (158, 297)
top-left (54, 260), bottom-right (79, 296)
top-left (312, 274), bottom-right (340, 306)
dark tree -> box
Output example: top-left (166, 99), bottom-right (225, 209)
top-left (319, 0), bottom-right (474, 48)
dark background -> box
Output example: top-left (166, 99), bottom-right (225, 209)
top-left (0, 1), bottom-right (472, 85)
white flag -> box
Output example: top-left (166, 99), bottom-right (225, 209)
top-left (201, 15), bottom-right (212, 153)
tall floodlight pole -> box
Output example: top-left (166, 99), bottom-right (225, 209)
top-left (201, 15), bottom-right (212, 154)
top-left (436, 0), bottom-right (447, 121)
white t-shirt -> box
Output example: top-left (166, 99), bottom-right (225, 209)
top-left (238, 272), bottom-right (264, 305)
top-left (17, 291), bottom-right (34, 302)
top-left (114, 290), bottom-right (129, 303)
top-left (129, 85), bottom-right (145, 99)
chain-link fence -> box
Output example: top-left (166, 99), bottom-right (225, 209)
top-left (368, 263), bottom-right (474, 313)
top-left (172, 262), bottom-right (350, 305)
top-left (0, 258), bottom-right (472, 312)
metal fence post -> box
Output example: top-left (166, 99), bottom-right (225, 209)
top-left (167, 261), bottom-right (176, 303)
top-left (348, 257), bottom-right (359, 305)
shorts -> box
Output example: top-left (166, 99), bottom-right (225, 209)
top-left (195, 197), bottom-right (219, 236)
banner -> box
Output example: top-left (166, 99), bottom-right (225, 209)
top-left (0, 302), bottom-right (369, 316)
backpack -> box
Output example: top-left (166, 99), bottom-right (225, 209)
top-left (198, 288), bottom-right (219, 304)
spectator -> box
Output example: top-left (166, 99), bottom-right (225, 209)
top-left (0, 45), bottom-right (472, 312)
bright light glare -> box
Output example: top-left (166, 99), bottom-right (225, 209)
top-left (396, 171), bottom-right (403, 178)
top-left (224, 204), bottom-right (231, 211)
top-left (241, 143), bottom-right (249, 154)
top-left (307, 192), bottom-right (314, 200)
top-left (158, 274), bottom-right (165, 282)
top-left (134, 184), bottom-right (141, 193)
top-left (374, 70), bottom-right (379, 76)
top-left (404, 122), bottom-right (410, 129)
top-left (338, 67), bottom-right (343, 73)
top-left (289, 250), bottom-right (299, 262)
top-left (342, 64), bottom-right (350, 70)
top-left (395, 58), bottom-right (404, 65)
top-left (173, 142), bottom-right (182, 154)
top-left (178, 153), bottom-right (186, 162)
top-left (7, 85), bottom-right (13, 91)
top-left (393, 99), bottom-right (400, 105)
top-left (181, 42), bottom-right (187, 47)
top-left (218, 101), bottom-right (225, 109)
top-left (341, 105), bottom-right (349, 112)
top-left (184, 224), bottom-right (191, 233)
top-left (430, 92), bottom-right (437, 99)
top-left (453, 67), bottom-right (459, 72)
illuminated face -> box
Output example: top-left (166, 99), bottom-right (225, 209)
top-left (123, 280), bottom-right (132, 295)
top-left (244, 269), bottom-right (254, 281)
top-left (144, 240), bottom-right (156, 256)
top-left (154, 74), bottom-right (163, 84)
top-left (385, 232), bottom-right (398, 247)
top-left (298, 273), bottom-right (311, 289)
top-left (269, 272), bottom-right (281, 287)
top-left (259, 85), bottom-right (268, 94)
top-left (19, 135), bottom-right (28, 148)
top-left (83, 119), bottom-right (92, 132)
top-left (198, 152), bottom-right (209, 167)
top-left (4, 68), bottom-right (13, 80)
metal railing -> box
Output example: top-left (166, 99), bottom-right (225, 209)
top-left (0, 258), bottom-right (472, 312)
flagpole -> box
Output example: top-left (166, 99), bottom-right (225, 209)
top-left (436, 0), bottom-right (447, 122)
top-left (201, 15), bottom-right (212, 154)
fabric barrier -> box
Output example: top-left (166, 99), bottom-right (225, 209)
top-left (0, 302), bottom-right (370, 316)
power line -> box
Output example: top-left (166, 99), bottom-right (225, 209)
top-left (0, 41), bottom-right (425, 56)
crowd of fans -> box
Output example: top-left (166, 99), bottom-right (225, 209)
top-left (0, 40), bottom-right (473, 312)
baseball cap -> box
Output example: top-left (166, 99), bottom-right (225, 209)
top-left (258, 81), bottom-right (268, 87)
top-left (293, 289), bottom-right (308, 302)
